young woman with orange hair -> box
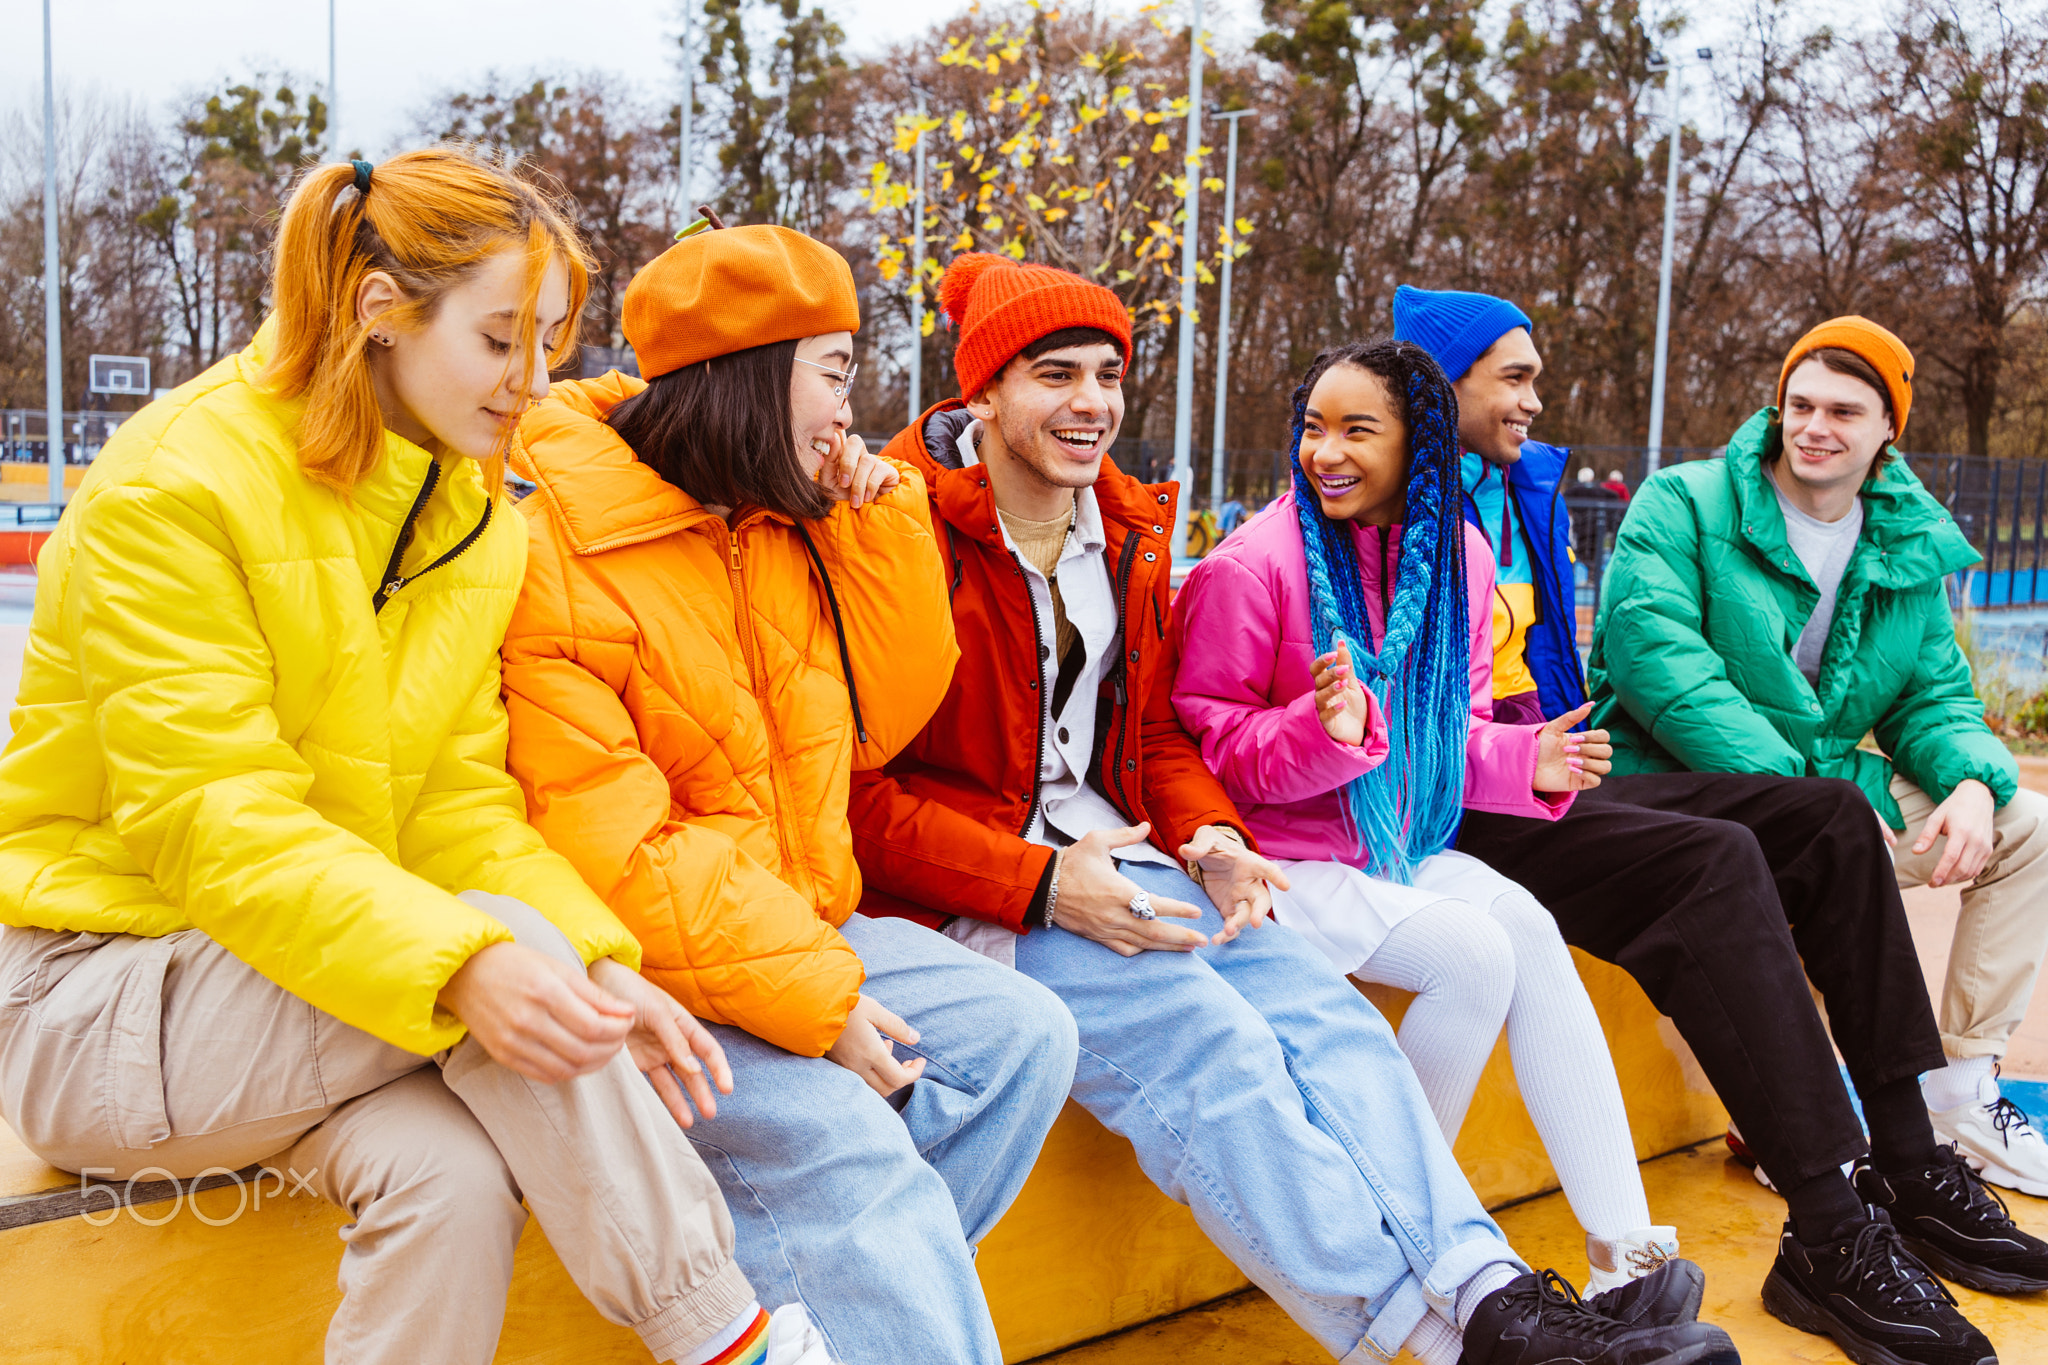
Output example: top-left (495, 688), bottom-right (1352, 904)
top-left (0, 150), bottom-right (834, 1365)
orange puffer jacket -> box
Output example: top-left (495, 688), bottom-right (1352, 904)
top-left (502, 373), bottom-right (960, 1057)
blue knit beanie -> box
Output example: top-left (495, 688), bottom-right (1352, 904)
top-left (1391, 285), bottom-right (1532, 384)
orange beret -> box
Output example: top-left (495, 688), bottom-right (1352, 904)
top-left (938, 253), bottom-right (1132, 398)
top-left (623, 225), bottom-right (859, 380)
top-left (1777, 316), bottom-right (1914, 443)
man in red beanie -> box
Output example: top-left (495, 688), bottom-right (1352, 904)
top-left (847, 254), bottom-right (1734, 1365)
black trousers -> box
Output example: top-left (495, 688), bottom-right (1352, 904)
top-left (1456, 770), bottom-right (1946, 1189)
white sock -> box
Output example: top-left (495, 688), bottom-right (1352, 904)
top-left (1455, 1261), bottom-right (1525, 1331)
top-left (676, 1303), bottom-right (766, 1365)
top-left (1923, 1055), bottom-right (1997, 1113)
top-left (1404, 1309), bottom-right (1463, 1365)
top-left (1357, 877), bottom-right (1654, 1240)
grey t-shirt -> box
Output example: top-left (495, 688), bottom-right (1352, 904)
top-left (1771, 475), bottom-right (1864, 685)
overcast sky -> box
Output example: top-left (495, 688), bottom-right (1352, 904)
top-left (2, 0), bottom-right (1001, 155)
top-left (5, 0), bottom-right (1749, 167)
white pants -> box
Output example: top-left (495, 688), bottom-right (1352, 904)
top-left (1272, 850), bottom-right (1652, 1241)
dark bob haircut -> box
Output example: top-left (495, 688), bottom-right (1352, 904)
top-left (605, 337), bottom-right (831, 519)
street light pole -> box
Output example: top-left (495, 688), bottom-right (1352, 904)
top-left (909, 86), bottom-right (927, 426)
top-left (1208, 109), bottom-right (1250, 514)
top-left (42, 0), bottom-right (63, 506)
top-left (1168, 0), bottom-right (1204, 559)
top-left (328, 0), bottom-right (339, 158)
top-left (678, 1), bottom-right (696, 219)
top-left (1644, 45), bottom-right (1710, 476)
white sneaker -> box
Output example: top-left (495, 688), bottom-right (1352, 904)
top-left (1932, 1095), bottom-right (2048, 1197)
top-left (1583, 1226), bottom-right (1680, 1298)
top-left (764, 1303), bottom-right (839, 1365)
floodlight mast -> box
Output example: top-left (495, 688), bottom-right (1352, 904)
top-left (1208, 108), bottom-right (1251, 514)
top-left (909, 82), bottom-right (928, 426)
top-left (43, 0), bottom-right (63, 505)
top-left (1644, 44), bottom-right (1712, 477)
top-left (328, 0), bottom-right (339, 158)
top-left (679, 2), bottom-right (696, 218)
top-left (1168, 0), bottom-right (1204, 559)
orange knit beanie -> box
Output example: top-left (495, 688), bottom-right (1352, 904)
top-left (1777, 316), bottom-right (1915, 443)
top-left (938, 253), bottom-right (1133, 398)
top-left (623, 225), bottom-right (859, 380)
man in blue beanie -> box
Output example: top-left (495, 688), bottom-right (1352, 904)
top-left (1394, 284), bottom-right (2047, 1365)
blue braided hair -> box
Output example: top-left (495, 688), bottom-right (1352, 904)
top-left (1289, 339), bottom-right (1469, 883)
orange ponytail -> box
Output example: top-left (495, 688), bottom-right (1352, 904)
top-left (262, 146), bottom-right (594, 491)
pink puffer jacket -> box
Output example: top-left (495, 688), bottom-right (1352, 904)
top-left (1170, 494), bottom-right (1570, 864)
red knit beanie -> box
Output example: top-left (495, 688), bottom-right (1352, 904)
top-left (938, 253), bottom-right (1133, 398)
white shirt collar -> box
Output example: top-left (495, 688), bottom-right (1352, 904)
top-left (956, 416), bottom-right (1106, 554)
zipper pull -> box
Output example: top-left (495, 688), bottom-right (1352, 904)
top-left (384, 578), bottom-right (405, 598)
top-left (728, 531), bottom-right (741, 573)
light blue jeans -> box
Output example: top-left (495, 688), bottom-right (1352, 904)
top-left (1015, 861), bottom-right (1525, 1362)
top-left (684, 913), bottom-right (1078, 1365)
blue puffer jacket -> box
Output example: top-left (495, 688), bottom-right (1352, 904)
top-left (1460, 441), bottom-right (1588, 723)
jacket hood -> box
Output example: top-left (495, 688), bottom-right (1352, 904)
top-left (1723, 406), bottom-right (1978, 588)
top-left (897, 398), bottom-right (1180, 550)
top-left (513, 371), bottom-right (708, 555)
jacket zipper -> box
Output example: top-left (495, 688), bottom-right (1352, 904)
top-left (1104, 532), bottom-right (1141, 816)
top-left (373, 459), bottom-right (495, 614)
top-left (724, 520), bottom-right (806, 888)
top-left (1013, 546), bottom-right (1052, 839)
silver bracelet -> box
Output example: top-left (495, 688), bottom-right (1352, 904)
top-left (1043, 852), bottom-right (1063, 929)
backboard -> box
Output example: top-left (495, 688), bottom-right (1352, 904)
top-left (89, 355), bottom-right (150, 396)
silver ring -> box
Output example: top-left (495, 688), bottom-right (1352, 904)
top-left (1128, 891), bottom-right (1157, 921)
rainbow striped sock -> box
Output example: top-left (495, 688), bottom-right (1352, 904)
top-left (683, 1305), bottom-right (770, 1365)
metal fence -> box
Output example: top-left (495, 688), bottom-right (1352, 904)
top-left (1, 410), bottom-right (128, 468)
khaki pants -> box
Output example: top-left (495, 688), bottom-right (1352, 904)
top-left (0, 892), bottom-right (754, 1365)
top-left (1892, 776), bottom-right (2048, 1059)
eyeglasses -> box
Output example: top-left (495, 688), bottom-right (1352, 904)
top-left (795, 357), bottom-right (859, 401)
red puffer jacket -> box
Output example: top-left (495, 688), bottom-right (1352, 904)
top-left (848, 400), bottom-right (1249, 931)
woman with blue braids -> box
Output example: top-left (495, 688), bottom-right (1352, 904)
top-left (1172, 340), bottom-right (1693, 1307)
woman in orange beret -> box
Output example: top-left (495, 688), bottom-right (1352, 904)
top-left (500, 222), bottom-right (1078, 1365)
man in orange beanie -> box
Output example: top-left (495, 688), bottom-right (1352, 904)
top-left (1590, 315), bottom-right (2048, 1287)
top-left (845, 254), bottom-right (1728, 1365)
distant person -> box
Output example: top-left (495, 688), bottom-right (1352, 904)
top-left (0, 150), bottom-right (840, 1365)
top-left (1591, 316), bottom-right (2048, 1200)
top-left (1394, 285), bottom-right (2045, 1365)
top-left (1602, 470), bottom-right (1631, 503)
top-left (1574, 466), bottom-right (1624, 567)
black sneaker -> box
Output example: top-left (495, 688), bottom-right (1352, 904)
top-left (1761, 1210), bottom-right (1994, 1365)
top-left (1461, 1269), bottom-right (1740, 1364)
top-left (1856, 1144), bottom-right (2048, 1293)
top-left (1587, 1259), bottom-right (1706, 1327)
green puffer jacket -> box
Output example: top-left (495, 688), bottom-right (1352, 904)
top-left (1586, 407), bottom-right (2015, 828)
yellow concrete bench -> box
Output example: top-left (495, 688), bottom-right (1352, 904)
top-left (0, 951), bottom-right (1724, 1363)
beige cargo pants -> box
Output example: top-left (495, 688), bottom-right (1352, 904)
top-left (1892, 777), bottom-right (2048, 1059)
top-left (0, 891), bottom-right (755, 1365)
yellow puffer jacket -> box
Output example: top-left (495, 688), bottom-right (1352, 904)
top-left (0, 337), bottom-right (641, 1056)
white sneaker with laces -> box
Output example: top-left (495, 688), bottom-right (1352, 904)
top-left (1583, 1226), bottom-right (1680, 1297)
top-left (1932, 1094), bottom-right (2048, 1197)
